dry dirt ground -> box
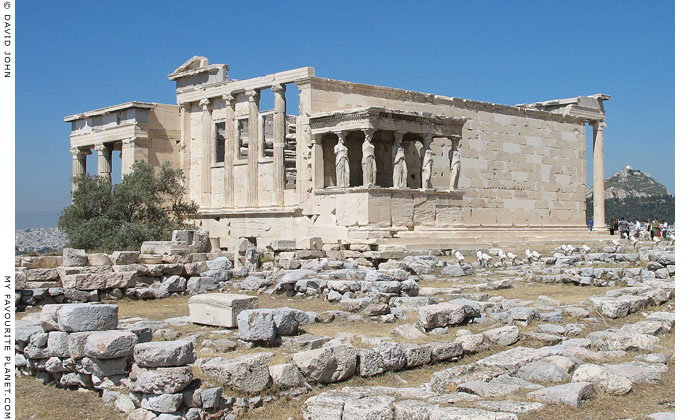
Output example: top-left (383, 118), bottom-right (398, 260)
top-left (15, 256), bottom-right (675, 420)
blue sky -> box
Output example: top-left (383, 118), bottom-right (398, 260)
top-left (15, 1), bottom-right (674, 227)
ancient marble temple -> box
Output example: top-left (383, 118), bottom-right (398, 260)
top-left (65, 56), bottom-right (610, 250)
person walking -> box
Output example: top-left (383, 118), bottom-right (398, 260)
top-left (651, 218), bottom-right (660, 239)
top-left (619, 217), bottom-right (629, 239)
top-left (661, 220), bottom-right (668, 238)
top-left (609, 218), bottom-right (616, 235)
top-left (588, 219), bottom-right (593, 231)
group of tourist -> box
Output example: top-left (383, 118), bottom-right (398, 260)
top-left (608, 217), bottom-right (670, 240)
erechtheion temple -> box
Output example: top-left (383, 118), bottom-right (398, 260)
top-left (66, 56), bottom-right (610, 250)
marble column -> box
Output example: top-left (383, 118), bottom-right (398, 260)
top-left (70, 147), bottom-right (87, 194)
top-left (272, 84), bottom-right (286, 205)
top-left (592, 120), bottom-right (606, 230)
top-left (95, 143), bottom-right (112, 184)
top-left (334, 131), bottom-right (349, 188)
top-left (179, 103), bottom-right (191, 196)
top-left (448, 136), bottom-right (461, 190)
top-left (200, 98), bottom-right (212, 207)
top-left (246, 89), bottom-right (260, 206)
top-left (223, 94), bottom-right (236, 207)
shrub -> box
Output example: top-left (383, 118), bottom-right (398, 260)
top-left (59, 161), bottom-right (199, 251)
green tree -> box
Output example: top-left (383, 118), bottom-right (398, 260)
top-left (59, 161), bottom-right (199, 251)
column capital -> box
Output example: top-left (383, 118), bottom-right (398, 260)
top-left (271, 83), bottom-right (286, 94)
top-left (422, 133), bottom-right (433, 146)
top-left (70, 147), bottom-right (87, 157)
top-left (393, 131), bottom-right (405, 142)
top-left (94, 143), bottom-right (107, 152)
top-left (222, 93), bottom-right (236, 105)
top-left (598, 121), bottom-right (607, 129)
top-left (335, 131), bottom-right (347, 142)
top-left (179, 102), bottom-right (191, 112)
top-left (245, 89), bottom-right (260, 101)
top-left (199, 98), bottom-right (211, 110)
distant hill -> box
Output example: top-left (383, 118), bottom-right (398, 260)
top-left (586, 166), bottom-right (675, 224)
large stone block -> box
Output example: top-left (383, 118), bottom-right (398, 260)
top-left (127, 365), bottom-right (193, 394)
top-left (133, 340), bottom-right (195, 368)
top-left (288, 345), bottom-right (358, 384)
top-left (527, 382), bottom-right (593, 407)
top-left (200, 353), bottom-right (272, 394)
top-left (63, 248), bottom-right (88, 267)
top-left (188, 293), bottom-right (258, 328)
top-left (56, 303), bottom-right (119, 332)
top-left (84, 330), bottom-right (138, 359)
top-left (237, 309), bottom-right (276, 342)
top-left (418, 302), bottom-right (479, 330)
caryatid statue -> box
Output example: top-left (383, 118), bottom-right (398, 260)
top-left (449, 137), bottom-right (462, 190)
top-left (334, 131), bottom-right (350, 187)
top-left (421, 134), bottom-right (433, 189)
top-left (392, 131), bottom-right (407, 188)
top-left (362, 129), bottom-right (377, 187)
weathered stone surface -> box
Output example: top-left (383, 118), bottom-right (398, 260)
top-left (418, 302), bottom-right (479, 330)
top-left (238, 309), bottom-right (276, 341)
top-left (401, 344), bottom-right (432, 367)
top-left (140, 392), bottom-right (184, 413)
top-left (357, 348), bottom-right (385, 377)
top-left (430, 341), bottom-right (463, 362)
top-left (85, 330), bottom-right (138, 359)
top-left (517, 360), bottom-right (570, 383)
top-left (269, 363), bottom-right (303, 388)
top-left (474, 400), bottom-right (543, 414)
top-left (56, 304), bottom-right (119, 332)
top-left (111, 251), bottom-right (140, 265)
top-left (429, 406), bottom-right (518, 420)
top-left (40, 305), bottom-right (61, 332)
top-left (128, 365), bottom-right (193, 394)
top-left (200, 353), bottom-right (272, 393)
top-left (527, 382), bottom-right (593, 407)
top-left (342, 395), bottom-right (395, 420)
top-left (302, 393), bottom-right (347, 420)
top-left (47, 331), bottom-right (70, 357)
top-left (272, 307), bottom-right (301, 335)
top-left (80, 356), bottom-right (128, 377)
top-left (133, 340), bottom-right (195, 368)
top-left (63, 248), bottom-right (88, 267)
top-left (392, 399), bottom-right (437, 420)
top-left (289, 345), bottom-right (358, 383)
top-left (477, 347), bottom-right (548, 371)
top-left (483, 326), bottom-right (519, 347)
top-left (456, 334), bottom-right (485, 354)
top-left (392, 324), bottom-right (427, 340)
top-left (375, 341), bottom-right (407, 371)
top-left (188, 293), bottom-right (258, 328)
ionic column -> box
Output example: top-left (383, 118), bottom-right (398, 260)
top-left (246, 89), bottom-right (260, 206)
top-left (272, 84), bottom-right (286, 205)
top-left (95, 143), bottom-right (112, 184)
top-left (200, 98), bottom-right (212, 207)
top-left (179, 103), bottom-right (191, 193)
top-left (70, 147), bottom-right (87, 194)
top-left (592, 120), bottom-right (606, 230)
top-left (223, 94), bottom-right (236, 207)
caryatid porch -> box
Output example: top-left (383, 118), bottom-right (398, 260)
top-left (308, 107), bottom-right (469, 235)
top-left (309, 107), bottom-right (467, 191)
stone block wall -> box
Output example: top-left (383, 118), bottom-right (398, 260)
top-left (308, 78), bottom-right (586, 228)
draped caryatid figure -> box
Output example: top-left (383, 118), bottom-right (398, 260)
top-left (449, 137), bottom-right (461, 190)
top-left (421, 134), bottom-right (433, 189)
top-left (362, 129), bottom-right (376, 187)
top-left (392, 132), bottom-right (407, 188)
top-left (334, 131), bottom-right (350, 188)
